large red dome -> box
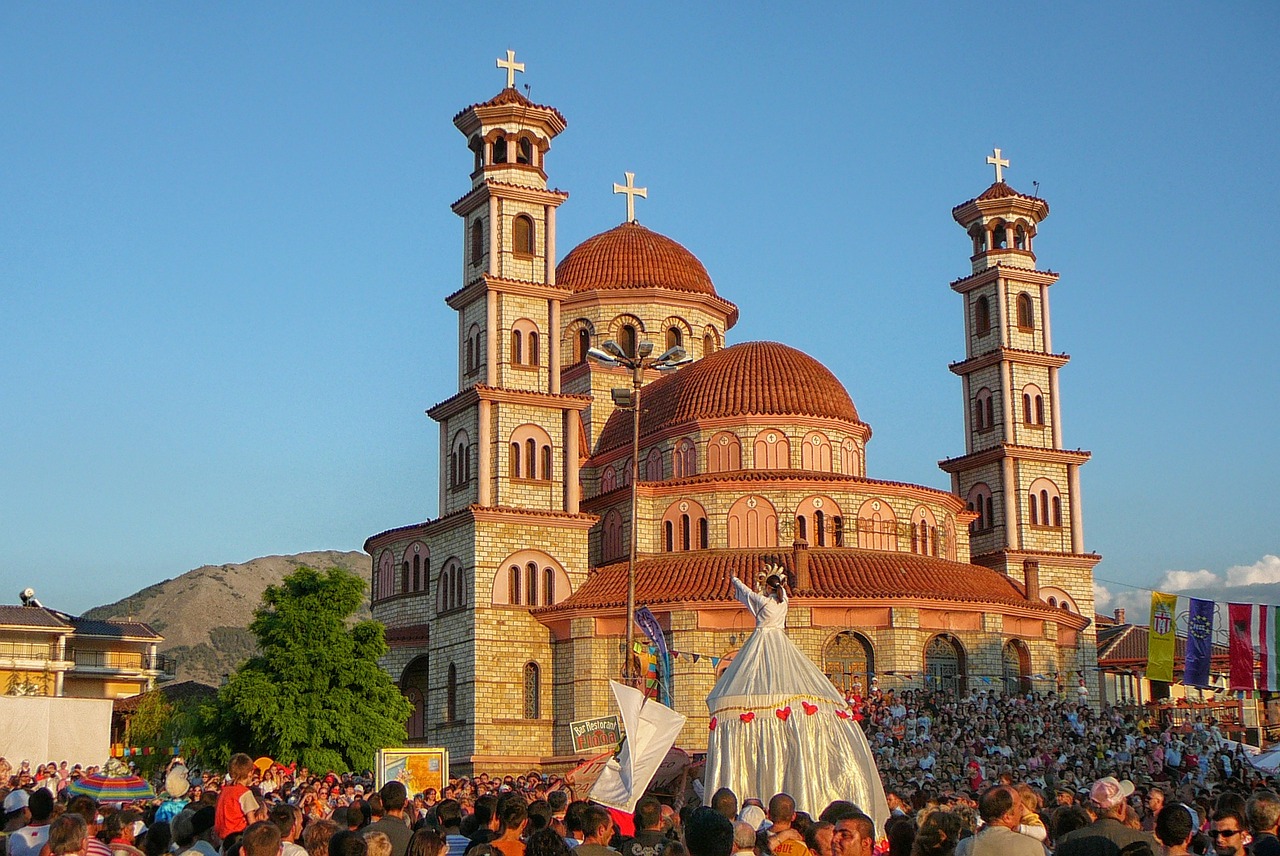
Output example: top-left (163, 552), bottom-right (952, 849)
top-left (594, 341), bottom-right (862, 454)
top-left (556, 222), bottom-right (717, 295)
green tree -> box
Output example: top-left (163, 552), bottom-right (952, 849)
top-left (197, 566), bottom-right (409, 772)
top-left (125, 691), bottom-right (178, 778)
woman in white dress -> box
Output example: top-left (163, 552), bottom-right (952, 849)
top-left (704, 569), bottom-right (888, 833)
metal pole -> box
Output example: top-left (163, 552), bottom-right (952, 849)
top-left (624, 362), bottom-right (643, 687)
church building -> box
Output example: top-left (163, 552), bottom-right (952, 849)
top-left (365, 55), bottom-right (1101, 774)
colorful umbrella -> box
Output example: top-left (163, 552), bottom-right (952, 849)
top-left (68, 760), bottom-right (155, 802)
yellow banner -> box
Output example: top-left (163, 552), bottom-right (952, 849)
top-left (1147, 591), bottom-right (1178, 682)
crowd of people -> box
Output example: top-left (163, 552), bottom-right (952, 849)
top-left (3, 690), bottom-right (1280, 856)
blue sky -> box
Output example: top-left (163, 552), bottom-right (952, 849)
top-left (2, 4), bottom-right (1277, 619)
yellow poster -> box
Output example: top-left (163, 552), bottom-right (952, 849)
top-left (1147, 591), bottom-right (1178, 683)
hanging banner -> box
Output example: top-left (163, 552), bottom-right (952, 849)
top-left (1147, 591), bottom-right (1178, 683)
top-left (635, 606), bottom-right (673, 705)
top-left (1184, 598), bottom-right (1214, 688)
top-left (1230, 602), bottom-right (1258, 690)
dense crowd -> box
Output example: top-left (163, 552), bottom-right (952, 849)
top-left (4, 690), bottom-right (1280, 856)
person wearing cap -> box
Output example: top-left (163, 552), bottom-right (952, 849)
top-left (1054, 777), bottom-right (1157, 856)
top-left (7, 787), bottom-right (53, 856)
top-left (156, 766), bottom-right (192, 825)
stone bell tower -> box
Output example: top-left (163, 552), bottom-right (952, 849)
top-left (938, 149), bottom-right (1101, 697)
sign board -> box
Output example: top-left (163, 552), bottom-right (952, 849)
top-left (375, 748), bottom-right (448, 796)
top-left (570, 714), bottom-right (621, 753)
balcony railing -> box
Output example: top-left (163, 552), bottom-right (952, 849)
top-left (67, 649), bottom-right (176, 675)
top-left (0, 642), bottom-right (58, 663)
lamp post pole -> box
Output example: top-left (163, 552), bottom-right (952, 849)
top-left (586, 339), bottom-right (692, 690)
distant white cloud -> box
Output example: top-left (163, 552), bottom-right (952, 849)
top-left (1156, 569), bottom-right (1220, 592)
top-left (1094, 584), bottom-right (1113, 610)
top-left (1226, 555), bottom-right (1280, 587)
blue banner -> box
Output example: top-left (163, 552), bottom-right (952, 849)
top-left (1185, 597), bottom-right (1215, 688)
top-left (634, 606), bottom-right (672, 705)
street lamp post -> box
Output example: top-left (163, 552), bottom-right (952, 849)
top-left (588, 339), bottom-right (692, 687)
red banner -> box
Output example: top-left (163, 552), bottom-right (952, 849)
top-left (1229, 602), bottom-right (1256, 690)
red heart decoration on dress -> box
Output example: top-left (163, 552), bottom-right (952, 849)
top-left (776, 706), bottom-right (792, 721)
top-left (708, 716), bottom-right (717, 731)
top-left (740, 711), bottom-right (755, 723)
top-left (802, 702), bottom-right (818, 716)
top-left (835, 709), bottom-right (851, 720)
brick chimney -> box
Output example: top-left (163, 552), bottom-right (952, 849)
top-left (1022, 559), bottom-right (1040, 602)
top-left (1114, 608), bottom-right (1126, 624)
top-left (792, 539), bottom-right (811, 591)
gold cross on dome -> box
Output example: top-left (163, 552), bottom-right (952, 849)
top-left (496, 50), bottom-right (525, 89)
top-left (987, 147), bottom-right (1010, 183)
top-left (613, 172), bottom-right (647, 223)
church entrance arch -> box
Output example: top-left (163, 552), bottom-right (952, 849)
top-left (1002, 639), bottom-right (1031, 696)
top-left (923, 634), bottom-right (966, 695)
top-left (400, 655), bottom-right (430, 741)
top-left (823, 631), bottom-right (873, 699)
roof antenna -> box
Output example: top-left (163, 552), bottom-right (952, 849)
top-left (1032, 180), bottom-right (1041, 198)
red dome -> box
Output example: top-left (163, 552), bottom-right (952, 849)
top-left (595, 341), bottom-right (862, 454)
top-left (556, 222), bottom-right (717, 295)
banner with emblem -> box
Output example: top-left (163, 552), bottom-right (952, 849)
top-left (1147, 591), bottom-right (1177, 683)
top-left (1184, 598), bottom-right (1214, 688)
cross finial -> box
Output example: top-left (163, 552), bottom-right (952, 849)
top-left (986, 147), bottom-right (1010, 183)
top-left (496, 50), bottom-right (525, 89)
top-left (613, 172), bottom-right (647, 223)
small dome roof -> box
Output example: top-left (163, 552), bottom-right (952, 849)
top-left (556, 222), bottom-right (717, 295)
top-left (595, 341), bottom-right (862, 454)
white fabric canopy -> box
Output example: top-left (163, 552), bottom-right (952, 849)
top-left (590, 681), bottom-right (687, 813)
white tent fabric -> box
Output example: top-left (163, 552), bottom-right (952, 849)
top-left (0, 696), bottom-right (112, 766)
top-left (590, 681), bottom-right (687, 813)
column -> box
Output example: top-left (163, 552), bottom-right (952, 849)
top-left (564, 410), bottom-right (580, 514)
top-left (548, 298), bottom-right (561, 395)
top-left (995, 277), bottom-right (1009, 348)
top-left (1049, 367), bottom-right (1064, 449)
top-left (961, 373), bottom-right (973, 454)
top-left (1068, 463), bottom-right (1084, 553)
top-left (488, 196), bottom-right (500, 278)
top-left (478, 400), bottom-right (492, 506)
top-left (546, 204), bottom-right (557, 285)
top-left (1040, 283), bottom-right (1054, 353)
top-left (1002, 456), bottom-right (1020, 550)
top-left (486, 290), bottom-right (498, 387)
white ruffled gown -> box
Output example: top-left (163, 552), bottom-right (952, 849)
top-left (704, 577), bottom-right (888, 833)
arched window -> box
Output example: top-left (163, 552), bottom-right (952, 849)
top-left (801, 432), bottom-right (833, 472)
top-left (673, 438), bottom-right (697, 478)
top-left (707, 431), bottom-right (742, 473)
top-left (510, 319), bottom-right (541, 367)
top-left (517, 137), bottom-right (533, 165)
top-left (412, 554), bottom-right (420, 591)
top-left (797, 496), bottom-right (842, 548)
top-left (1022, 384), bottom-right (1045, 426)
top-left (526, 561), bottom-right (539, 607)
top-left (401, 560), bottom-right (410, 595)
top-left (924, 634), bottom-right (966, 695)
top-left (620, 324), bottom-right (638, 358)
top-left (469, 135), bottom-right (483, 173)
top-left (992, 221), bottom-right (1008, 249)
top-left (437, 558), bottom-right (465, 613)
top-left (702, 326), bottom-right (720, 356)
top-left (511, 330), bottom-right (523, 365)
top-left (376, 549), bottom-right (395, 601)
top-left (513, 215), bottom-right (535, 257)
top-left (1002, 640), bottom-right (1031, 696)
top-left (973, 387), bottom-right (995, 432)
top-left (1016, 292), bottom-right (1035, 330)
top-left (1028, 478), bottom-right (1063, 527)
top-left (1014, 224), bottom-right (1028, 250)
top-left (644, 448), bottom-right (663, 481)
top-left (602, 509), bottom-right (624, 560)
top-left (857, 498), bottom-right (898, 551)
top-left (753, 429), bottom-right (790, 469)
top-left (543, 567), bottom-right (555, 606)
top-left (666, 326), bottom-right (683, 352)
top-left (840, 438), bottom-right (861, 476)
top-left (528, 331), bottom-right (539, 366)
top-left (600, 466), bottom-right (618, 494)
top-left (508, 564), bottom-right (521, 604)
top-left (401, 656), bottom-right (428, 740)
top-left (492, 550), bottom-right (570, 607)
top-left (510, 424), bottom-right (553, 481)
top-left (523, 662), bottom-right (540, 719)
top-left (491, 135), bottom-right (507, 164)
top-left (446, 663), bottom-right (457, 721)
top-left (661, 500), bottom-right (708, 553)
top-left (699, 517), bottom-right (709, 549)
top-left (910, 507), bottom-right (938, 557)
top-left (970, 224), bottom-right (987, 255)
top-left (975, 296), bottom-right (992, 337)
top-left (576, 327), bottom-right (591, 364)
top-left (967, 483), bottom-right (995, 532)
top-left (470, 219), bottom-right (484, 265)
top-left (451, 430), bottom-right (471, 488)
top-left (823, 631), bottom-right (874, 698)
top-left (727, 495), bottom-right (778, 548)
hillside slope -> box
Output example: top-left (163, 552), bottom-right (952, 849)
top-left (83, 550), bottom-right (370, 686)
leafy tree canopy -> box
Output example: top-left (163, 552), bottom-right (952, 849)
top-left (198, 566), bottom-right (409, 772)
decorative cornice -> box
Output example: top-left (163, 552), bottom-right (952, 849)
top-left (561, 285), bottom-right (740, 330)
top-left (365, 503), bottom-right (598, 553)
top-left (427, 385), bottom-right (591, 421)
top-left (950, 265), bottom-right (1059, 293)
top-left (938, 443), bottom-right (1092, 473)
top-left (949, 347), bottom-right (1071, 375)
top-left (451, 180), bottom-right (569, 217)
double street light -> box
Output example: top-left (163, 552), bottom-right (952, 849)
top-left (588, 339), bottom-right (693, 687)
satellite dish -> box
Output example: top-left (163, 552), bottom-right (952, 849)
top-left (20, 588), bottom-right (35, 605)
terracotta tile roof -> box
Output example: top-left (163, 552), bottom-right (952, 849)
top-left (594, 342), bottom-right (862, 455)
top-left (452, 88), bottom-right (567, 127)
top-left (70, 616), bottom-right (162, 639)
top-left (537, 548), bottom-right (1052, 614)
top-left (556, 222), bottom-right (717, 295)
top-left (952, 182), bottom-right (1048, 215)
top-left (1096, 624), bottom-right (1229, 665)
top-left (0, 604), bottom-right (71, 629)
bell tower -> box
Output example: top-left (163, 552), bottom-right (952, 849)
top-left (939, 149), bottom-right (1101, 696)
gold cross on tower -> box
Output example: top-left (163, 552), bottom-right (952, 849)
top-left (496, 50), bottom-right (525, 89)
top-left (986, 147), bottom-right (1010, 183)
top-left (613, 172), bottom-right (647, 223)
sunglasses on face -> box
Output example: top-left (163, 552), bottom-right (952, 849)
top-left (1210, 830), bottom-right (1242, 839)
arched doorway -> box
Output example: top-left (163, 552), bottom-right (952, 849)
top-left (400, 656), bottom-right (430, 741)
top-left (824, 631), bottom-right (873, 699)
top-left (1002, 639), bottom-right (1031, 696)
top-left (923, 634), bottom-right (966, 695)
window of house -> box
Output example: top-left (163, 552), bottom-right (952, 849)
top-left (470, 219), bottom-right (484, 265)
top-left (975, 296), bottom-right (992, 337)
top-left (1017, 293), bottom-right (1035, 330)
top-left (513, 215), bottom-right (535, 257)
top-left (620, 324), bottom-right (637, 358)
top-left (666, 326), bottom-right (682, 352)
